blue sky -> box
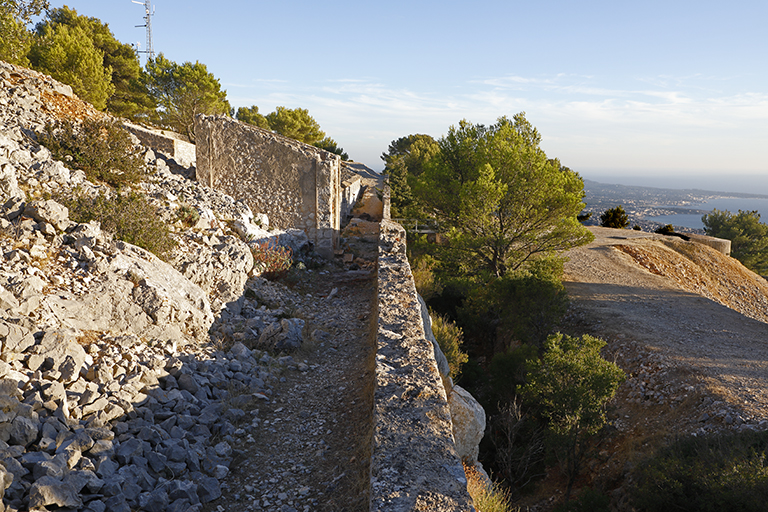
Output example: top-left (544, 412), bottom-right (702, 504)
top-left (43, 1), bottom-right (768, 185)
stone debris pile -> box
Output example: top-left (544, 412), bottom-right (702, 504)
top-left (0, 331), bottom-right (286, 512)
top-left (0, 59), bottom-right (327, 511)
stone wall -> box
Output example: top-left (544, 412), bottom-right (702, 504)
top-left (194, 115), bottom-right (342, 258)
top-left (341, 169), bottom-right (362, 226)
top-left (372, 219), bottom-right (474, 511)
top-left (123, 122), bottom-right (196, 168)
top-left (687, 233), bottom-right (732, 256)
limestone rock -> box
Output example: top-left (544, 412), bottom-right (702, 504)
top-left (29, 475), bottom-right (84, 509)
top-left (448, 385), bottom-right (486, 463)
top-left (258, 318), bottom-right (305, 351)
top-left (23, 199), bottom-right (69, 231)
top-left (418, 294), bottom-right (452, 391)
top-left (0, 161), bottom-right (23, 202)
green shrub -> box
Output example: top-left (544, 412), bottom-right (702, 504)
top-left (655, 224), bottom-right (675, 235)
top-left (599, 206), bottom-right (629, 229)
top-left (175, 203), bottom-right (200, 227)
top-left (411, 253), bottom-right (442, 302)
top-left (251, 241), bottom-right (292, 281)
top-left (64, 190), bottom-right (177, 259)
top-left (488, 344), bottom-right (539, 406)
top-left (39, 118), bottom-right (144, 188)
top-left (632, 430), bottom-right (768, 512)
top-left (523, 334), bottom-right (625, 501)
top-left (429, 310), bottom-right (468, 381)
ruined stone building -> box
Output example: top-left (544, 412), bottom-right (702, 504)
top-left (194, 115), bottom-right (344, 258)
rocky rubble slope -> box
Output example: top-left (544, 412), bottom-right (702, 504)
top-left (0, 59), bottom-right (329, 512)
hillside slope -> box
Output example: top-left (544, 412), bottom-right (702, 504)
top-left (560, 227), bottom-right (768, 501)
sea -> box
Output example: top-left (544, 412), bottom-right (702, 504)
top-left (584, 172), bottom-right (768, 230)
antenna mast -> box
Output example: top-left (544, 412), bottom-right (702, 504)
top-left (132, 0), bottom-right (155, 63)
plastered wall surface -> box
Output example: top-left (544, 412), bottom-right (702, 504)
top-left (195, 115), bottom-right (341, 258)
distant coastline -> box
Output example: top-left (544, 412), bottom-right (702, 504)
top-left (580, 177), bottom-right (768, 233)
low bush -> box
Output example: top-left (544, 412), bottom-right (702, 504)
top-left (175, 203), bottom-right (200, 227)
top-left (64, 190), bottom-right (177, 260)
top-left (465, 463), bottom-right (515, 512)
top-left (632, 430), bottom-right (768, 512)
top-left (251, 241), bottom-right (292, 281)
top-left (39, 118), bottom-right (145, 188)
top-left (600, 206), bottom-right (629, 229)
top-left (429, 310), bottom-right (468, 381)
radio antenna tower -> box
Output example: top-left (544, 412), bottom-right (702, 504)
top-left (132, 0), bottom-right (155, 63)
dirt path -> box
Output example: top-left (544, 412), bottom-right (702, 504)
top-left (202, 268), bottom-right (377, 512)
top-left (563, 227), bottom-right (768, 429)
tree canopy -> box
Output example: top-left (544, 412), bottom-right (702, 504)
top-left (523, 333), bottom-right (624, 501)
top-left (237, 105), bottom-right (347, 158)
top-left (34, 6), bottom-right (153, 117)
top-left (313, 136), bottom-right (348, 160)
top-left (0, 0), bottom-right (48, 65)
top-left (416, 113), bottom-right (593, 277)
top-left (702, 209), bottom-right (768, 274)
top-left (236, 105), bottom-right (270, 129)
top-left (381, 134), bottom-right (439, 218)
top-left (28, 22), bottom-right (114, 110)
top-left (143, 53), bottom-right (231, 142)
top-left (265, 106), bottom-right (325, 145)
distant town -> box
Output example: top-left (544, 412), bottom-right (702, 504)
top-left (580, 179), bottom-right (768, 233)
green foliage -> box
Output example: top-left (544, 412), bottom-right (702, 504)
top-left (39, 119), bottom-right (144, 188)
top-left (410, 252), bottom-right (442, 302)
top-left (0, 0), bottom-right (47, 65)
top-left (417, 114), bottom-right (593, 277)
top-left (251, 241), bottom-right (293, 281)
top-left (488, 344), bottom-right (539, 406)
top-left (702, 208), bottom-right (768, 274)
top-left (655, 224), bottom-right (675, 235)
top-left (599, 205), bottom-right (629, 229)
top-left (236, 105), bottom-right (270, 129)
top-left (381, 134), bottom-right (440, 218)
top-left (143, 53), bottom-right (231, 142)
top-left (64, 190), bottom-right (177, 260)
top-left (313, 136), bottom-right (348, 160)
top-left (523, 333), bottom-right (625, 501)
top-left (38, 6), bottom-right (153, 118)
top-left (265, 106), bottom-right (325, 145)
top-left (632, 430), bottom-right (768, 512)
top-left (0, 11), bottom-right (32, 65)
top-left (28, 22), bottom-right (114, 109)
top-left (460, 258), bottom-right (569, 354)
top-left (429, 310), bottom-right (468, 381)
top-left (174, 203), bottom-right (200, 227)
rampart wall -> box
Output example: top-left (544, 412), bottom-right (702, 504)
top-left (194, 115), bottom-right (341, 258)
top-left (372, 219), bottom-right (474, 511)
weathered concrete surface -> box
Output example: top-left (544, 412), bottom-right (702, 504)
top-left (372, 220), bottom-right (474, 511)
top-left (687, 233), bottom-right (731, 256)
top-left (195, 115), bottom-right (341, 258)
top-left (124, 122), bottom-right (196, 167)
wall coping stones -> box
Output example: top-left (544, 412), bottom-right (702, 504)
top-left (371, 219), bottom-right (474, 511)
